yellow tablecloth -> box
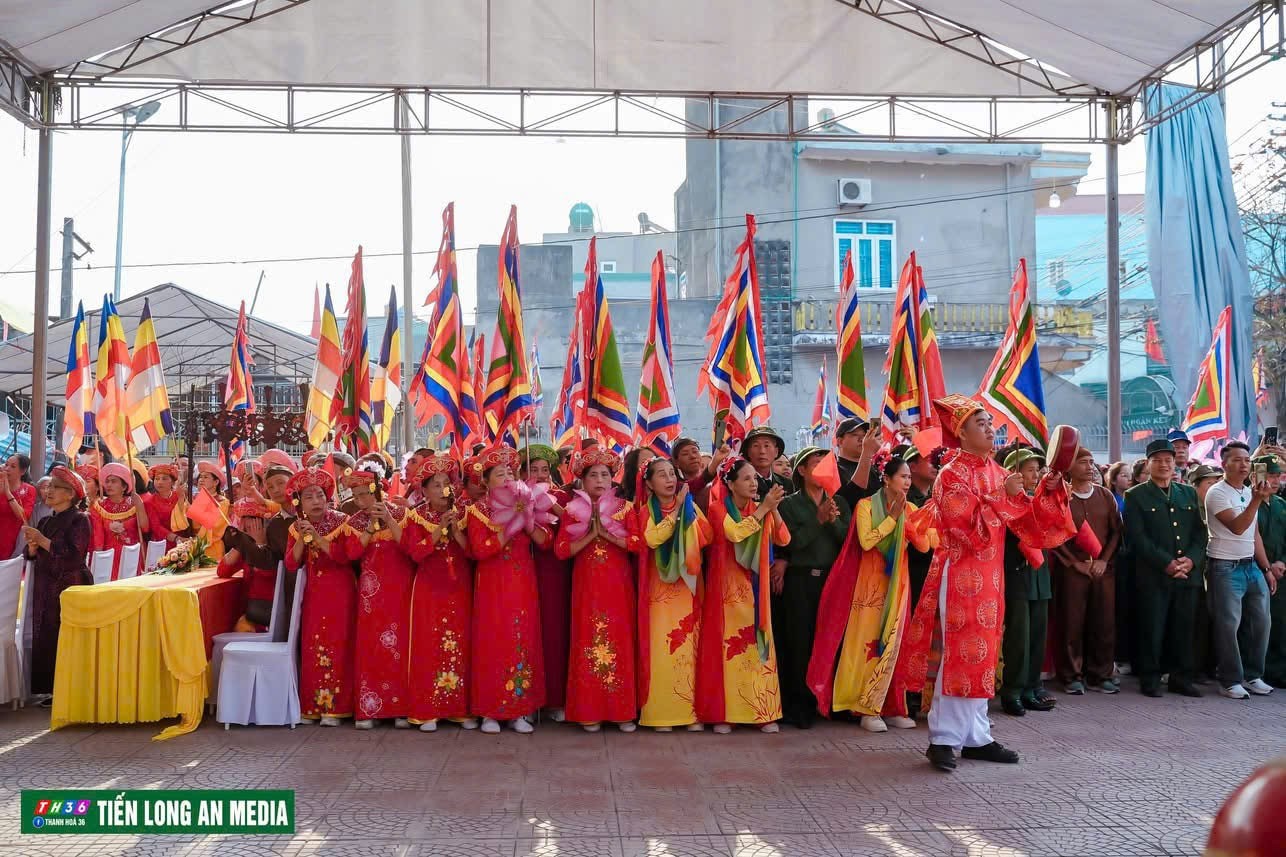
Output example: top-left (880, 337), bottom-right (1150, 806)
top-left (51, 570), bottom-right (220, 741)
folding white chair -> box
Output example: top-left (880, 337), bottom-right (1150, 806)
top-left (89, 550), bottom-right (116, 585)
top-left (0, 556), bottom-right (24, 708)
top-left (217, 568), bottom-right (305, 728)
top-left (209, 563), bottom-right (287, 701)
top-left (117, 543), bottom-right (142, 580)
top-left (19, 560), bottom-right (33, 705)
top-left (143, 540), bottom-right (167, 573)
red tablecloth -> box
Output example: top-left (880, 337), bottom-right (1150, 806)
top-left (105, 568), bottom-right (247, 658)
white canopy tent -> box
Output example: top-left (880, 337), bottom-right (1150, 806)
top-left (1, 0), bottom-right (1281, 473)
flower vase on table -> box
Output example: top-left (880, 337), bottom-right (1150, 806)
top-left (150, 536), bottom-right (215, 575)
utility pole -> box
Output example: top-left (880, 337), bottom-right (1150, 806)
top-left (59, 218), bottom-right (93, 320)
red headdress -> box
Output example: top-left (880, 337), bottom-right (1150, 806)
top-left (232, 496), bottom-right (274, 519)
top-left (572, 448), bottom-right (621, 478)
top-left (49, 465), bottom-right (86, 499)
top-left (77, 464), bottom-right (99, 483)
top-left (414, 454), bottom-right (460, 486)
top-left (931, 394), bottom-right (986, 449)
top-left (148, 462), bottom-right (180, 482)
top-left (287, 466), bottom-right (336, 501)
top-left (469, 445), bottom-right (520, 485)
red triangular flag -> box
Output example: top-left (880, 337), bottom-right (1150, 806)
top-left (187, 490), bottom-right (227, 531)
top-left (1073, 519), bottom-right (1103, 558)
top-left (1145, 318), bottom-right (1166, 363)
top-left (814, 452), bottom-right (842, 497)
top-left (310, 285), bottom-right (322, 340)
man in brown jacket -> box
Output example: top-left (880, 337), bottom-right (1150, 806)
top-left (1050, 447), bottom-right (1124, 694)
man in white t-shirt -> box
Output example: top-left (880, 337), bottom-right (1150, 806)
top-left (1204, 441), bottom-right (1278, 699)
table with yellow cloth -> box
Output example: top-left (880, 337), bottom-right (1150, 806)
top-left (51, 569), bottom-right (246, 740)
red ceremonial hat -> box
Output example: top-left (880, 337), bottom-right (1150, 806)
top-left (232, 496), bottom-right (274, 520)
top-left (148, 462), bottom-right (180, 482)
top-left (77, 464), bottom-right (99, 483)
top-left (572, 447), bottom-right (621, 478)
top-left (414, 454), bottom-right (460, 486)
top-left (343, 460), bottom-right (386, 492)
top-left (932, 394), bottom-right (986, 448)
top-left (287, 466), bottom-right (336, 501)
top-left (49, 465), bottom-right (86, 499)
top-left (478, 445), bottom-right (520, 478)
top-left (196, 460), bottom-right (227, 487)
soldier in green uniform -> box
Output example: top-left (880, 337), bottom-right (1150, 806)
top-left (997, 446), bottom-right (1057, 715)
top-left (1124, 439), bottom-right (1208, 698)
top-left (774, 447), bottom-right (853, 728)
top-left (743, 426), bottom-right (794, 500)
top-left (1252, 455), bottom-right (1286, 686)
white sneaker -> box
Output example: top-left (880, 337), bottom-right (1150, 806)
top-left (418, 720), bottom-right (438, 733)
top-left (885, 716), bottom-right (916, 730)
top-left (511, 716), bottom-right (534, 734)
top-left (354, 719), bottom-right (375, 730)
top-left (759, 723), bottom-right (780, 734)
top-left (616, 721), bottom-right (637, 733)
top-left (654, 726), bottom-right (673, 733)
top-left (860, 715), bottom-right (888, 733)
top-left (458, 718), bottom-right (479, 730)
top-left (1220, 684), bottom-right (1251, 700)
top-left (686, 723), bottom-right (705, 732)
top-left (713, 724), bottom-right (732, 734)
top-left (582, 722), bottom-right (602, 733)
top-left (319, 716), bottom-right (342, 727)
top-left (1115, 661), bottom-right (1132, 676)
top-left (1245, 678), bottom-right (1275, 695)
top-left (480, 717), bottom-right (501, 734)
top-left (394, 718), bottom-right (411, 729)
top-left (547, 707), bottom-right (566, 723)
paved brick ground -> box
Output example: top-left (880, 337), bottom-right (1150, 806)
top-left (0, 688), bottom-right (1282, 856)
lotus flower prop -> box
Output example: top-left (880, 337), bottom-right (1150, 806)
top-left (489, 480), bottom-right (557, 540)
top-left (563, 490), bottom-right (629, 541)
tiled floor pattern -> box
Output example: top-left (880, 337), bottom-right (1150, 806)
top-left (0, 688), bottom-right (1282, 856)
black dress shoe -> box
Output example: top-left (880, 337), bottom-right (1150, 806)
top-left (926, 744), bottom-right (956, 771)
top-left (1000, 696), bottom-right (1026, 716)
top-left (961, 742), bottom-right (1020, 764)
top-left (1021, 693), bottom-right (1056, 712)
top-left (1168, 681), bottom-right (1204, 698)
top-left (1141, 682), bottom-right (1164, 698)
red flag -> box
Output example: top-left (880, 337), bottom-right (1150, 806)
top-left (813, 452), bottom-right (842, 497)
top-left (187, 490), bottom-right (228, 531)
top-left (1145, 318), bottom-right (1166, 363)
top-left (1073, 520), bottom-right (1103, 559)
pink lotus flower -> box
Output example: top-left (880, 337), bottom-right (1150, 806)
top-left (489, 480), bottom-right (557, 540)
top-left (562, 490), bottom-right (628, 541)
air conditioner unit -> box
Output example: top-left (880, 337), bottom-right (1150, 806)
top-left (837, 177), bottom-right (872, 207)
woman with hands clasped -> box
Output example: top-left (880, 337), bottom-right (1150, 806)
top-left (0, 454), bottom-right (36, 560)
top-left (88, 461), bottom-right (149, 580)
top-left (556, 449), bottom-right (641, 733)
top-left (695, 456), bottom-right (790, 735)
top-left (402, 455), bottom-right (477, 733)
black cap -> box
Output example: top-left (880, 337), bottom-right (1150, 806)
top-left (1145, 439), bottom-right (1176, 459)
top-left (835, 417), bottom-right (870, 438)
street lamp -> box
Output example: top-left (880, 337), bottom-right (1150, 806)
top-left (112, 101), bottom-right (161, 302)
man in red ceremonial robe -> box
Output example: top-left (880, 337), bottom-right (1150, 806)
top-left (896, 395), bottom-right (1075, 772)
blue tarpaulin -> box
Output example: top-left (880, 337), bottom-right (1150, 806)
top-left (1145, 83), bottom-right (1256, 436)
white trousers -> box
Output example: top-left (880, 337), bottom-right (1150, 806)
top-left (927, 560), bottom-right (994, 751)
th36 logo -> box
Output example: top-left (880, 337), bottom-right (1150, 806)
top-left (33, 799), bottom-right (92, 817)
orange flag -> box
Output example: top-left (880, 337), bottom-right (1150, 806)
top-left (187, 490), bottom-right (228, 532)
top-left (813, 452), bottom-right (842, 497)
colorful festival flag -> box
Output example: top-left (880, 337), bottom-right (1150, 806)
top-left (332, 247), bottom-right (374, 453)
top-left (1254, 348), bottom-right (1270, 408)
top-left (483, 206), bottom-right (535, 436)
top-left (880, 256), bottom-right (925, 439)
top-left (124, 298), bottom-right (174, 452)
top-left (306, 284), bottom-right (342, 448)
top-left (91, 295), bottom-right (132, 459)
top-left (978, 259), bottom-right (1049, 446)
top-left (62, 300), bottom-right (92, 456)
top-left (310, 285), bottom-right (321, 340)
top-left (581, 237), bottom-right (633, 446)
top-left (706, 215), bottom-right (771, 438)
top-left (552, 289), bottom-right (588, 449)
top-left (915, 263), bottom-right (946, 411)
top-left (836, 250), bottom-right (868, 421)
top-left (1145, 317), bottom-right (1167, 364)
top-left (530, 341), bottom-right (544, 410)
top-left (811, 358), bottom-right (831, 437)
top-left (634, 251), bottom-right (681, 454)
top-left (1183, 305), bottom-right (1232, 443)
top-left (222, 300), bottom-right (256, 468)
top-left (409, 203), bottom-right (480, 457)
top-left (371, 286), bottom-right (403, 452)
top-left (473, 330), bottom-right (495, 441)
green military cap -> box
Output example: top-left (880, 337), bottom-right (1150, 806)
top-left (791, 446), bottom-right (827, 474)
top-left (1145, 439), bottom-right (1176, 458)
top-left (1003, 447), bottom-right (1043, 472)
top-left (1252, 455), bottom-right (1282, 475)
top-left (743, 426), bottom-right (786, 457)
top-left (1187, 464), bottom-right (1223, 484)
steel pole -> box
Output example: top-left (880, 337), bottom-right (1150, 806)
top-left (1106, 101), bottom-right (1122, 461)
top-left (112, 121), bottom-right (130, 302)
top-left (399, 94), bottom-right (415, 456)
top-left (31, 81), bottom-right (54, 478)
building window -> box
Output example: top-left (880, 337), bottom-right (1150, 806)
top-left (599, 260), bottom-right (617, 273)
top-left (834, 220), bottom-right (896, 290)
top-left (1047, 259), bottom-right (1065, 283)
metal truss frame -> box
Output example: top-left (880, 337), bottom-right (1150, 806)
top-left (0, 0), bottom-right (1279, 143)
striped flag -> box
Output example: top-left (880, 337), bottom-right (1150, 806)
top-left (706, 214), bottom-right (771, 438)
top-left (880, 252), bottom-right (941, 440)
top-left (62, 300), bottom-right (92, 456)
top-left (978, 259), bottom-right (1048, 446)
top-left (473, 330), bottom-right (495, 441)
top-left (836, 250), bottom-right (868, 421)
top-left (552, 288), bottom-right (588, 449)
top-left (483, 206), bottom-right (535, 436)
top-left (223, 300), bottom-right (256, 468)
top-left (634, 251), bottom-right (681, 454)
top-left (530, 341), bottom-right (544, 409)
top-left (371, 285), bottom-right (403, 452)
top-left (124, 298), bottom-right (173, 451)
top-left (409, 202), bottom-right (479, 457)
top-left (306, 284), bottom-right (342, 448)
top-left (91, 295), bottom-right (132, 459)
top-left (1183, 305), bottom-right (1232, 443)
top-left (582, 237), bottom-right (633, 446)
top-left (332, 247), bottom-right (375, 453)
top-left (915, 263), bottom-right (946, 412)
top-left (811, 358), bottom-right (832, 437)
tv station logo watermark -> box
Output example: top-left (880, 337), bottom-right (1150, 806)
top-left (22, 790), bottom-right (294, 835)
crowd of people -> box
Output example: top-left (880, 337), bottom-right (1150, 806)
top-left (3, 393), bottom-right (1284, 772)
